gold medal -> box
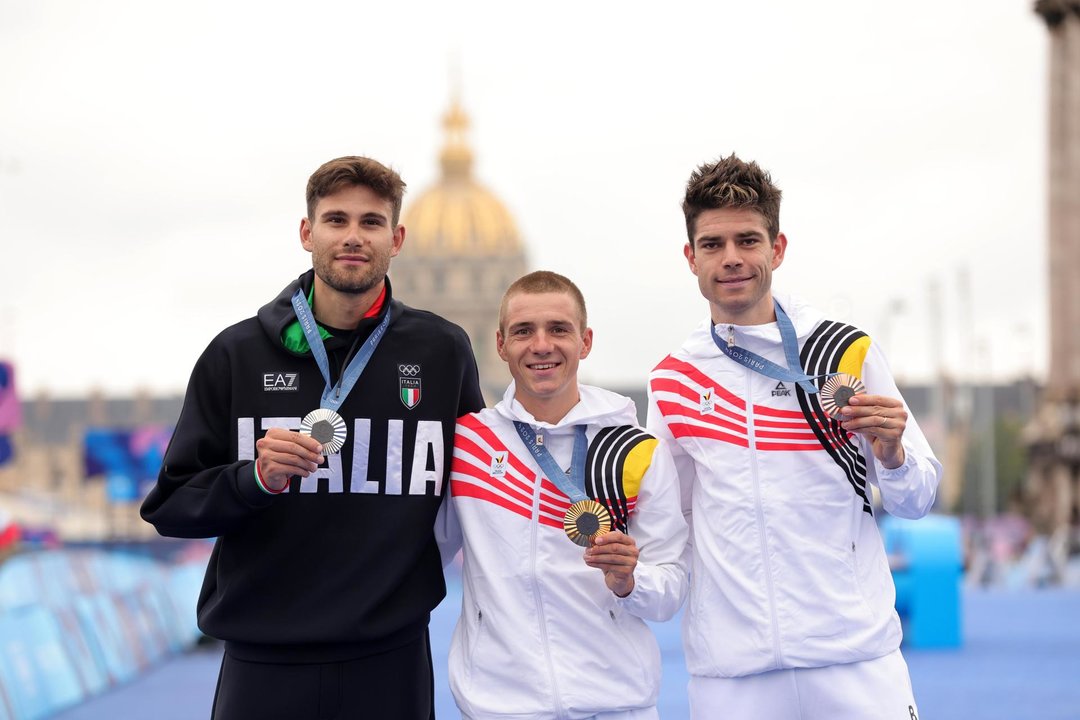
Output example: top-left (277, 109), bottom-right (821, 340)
top-left (300, 408), bottom-right (347, 454)
top-left (819, 373), bottom-right (867, 418)
top-left (563, 499), bottom-right (612, 547)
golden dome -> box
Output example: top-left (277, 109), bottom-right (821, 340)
top-left (402, 100), bottom-right (523, 256)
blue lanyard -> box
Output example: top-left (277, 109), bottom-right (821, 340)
top-left (291, 289), bottom-right (392, 412)
top-left (710, 299), bottom-right (821, 394)
top-left (513, 422), bottom-right (588, 504)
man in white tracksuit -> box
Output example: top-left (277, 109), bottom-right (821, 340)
top-left (646, 154), bottom-right (942, 720)
top-left (439, 270), bottom-right (689, 720)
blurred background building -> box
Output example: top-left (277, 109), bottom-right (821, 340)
top-left (392, 97), bottom-right (528, 403)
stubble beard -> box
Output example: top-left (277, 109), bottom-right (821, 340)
top-left (315, 252), bottom-right (391, 295)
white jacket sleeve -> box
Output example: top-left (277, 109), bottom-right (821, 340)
top-left (646, 389), bottom-right (697, 555)
top-left (860, 340), bottom-right (942, 519)
top-left (615, 437), bottom-right (690, 622)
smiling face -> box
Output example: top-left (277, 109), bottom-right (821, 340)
top-left (497, 290), bottom-right (593, 424)
top-left (300, 184), bottom-right (405, 300)
top-left (685, 207), bottom-right (787, 326)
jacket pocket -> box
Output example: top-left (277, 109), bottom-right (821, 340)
top-left (606, 605), bottom-right (654, 689)
top-left (466, 605), bottom-right (486, 672)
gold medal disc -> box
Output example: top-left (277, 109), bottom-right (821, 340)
top-left (300, 408), bottom-right (348, 454)
top-left (819, 373), bottom-right (867, 418)
top-left (563, 499), bottom-right (612, 547)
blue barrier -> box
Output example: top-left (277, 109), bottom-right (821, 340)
top-left (881, 514), bottom-right (963, 649)
top-left (0, 548), bottom-right (207, 720)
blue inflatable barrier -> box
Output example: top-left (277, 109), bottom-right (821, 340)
top-left (0, 547), bottom-right (209, 719)
top-left (881, 514), bottom-right (963, 649)
top-left (0, 606), bottom-right (84, 720)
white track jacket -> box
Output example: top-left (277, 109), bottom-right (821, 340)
top-left (646, 293), bottom-right (941, 679)
top-left (439, 384), bottom-right (690, 720)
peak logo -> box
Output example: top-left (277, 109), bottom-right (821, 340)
top-left (772, 382), bottom-right (791, 397)
top-left (263, 372), bottom-right (299, 392)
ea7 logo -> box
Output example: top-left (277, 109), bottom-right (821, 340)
top-left (263, 372), bottom-right (299, 392)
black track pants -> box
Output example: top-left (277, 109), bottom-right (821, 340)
top-left (210, 632), bottom-right (436, 720)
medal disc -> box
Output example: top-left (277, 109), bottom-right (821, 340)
top-left (819, 373), bottom-right (867, 418)
top-left (563, 499), bottom-right (612, 547)
top-left (300, 408), bottom-right (347, 454)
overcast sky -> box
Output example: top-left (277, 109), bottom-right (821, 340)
top-left (0, 0), bottom-right (1049, 398)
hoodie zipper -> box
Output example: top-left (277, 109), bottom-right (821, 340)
top-left (529, 466), bottom-right (567, 718)
top-left (744, 361), bottom-right (784, 669)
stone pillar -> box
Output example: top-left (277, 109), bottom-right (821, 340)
top-left (1028, 1), bottom-right (1080, 579)
top-left (1037, 0), bottom-right (1080, 394)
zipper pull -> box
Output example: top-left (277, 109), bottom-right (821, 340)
top-left (727, 325), bottom-right (735, 348)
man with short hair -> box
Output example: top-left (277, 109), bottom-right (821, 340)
top-left (440, 270), bottom-right (688, 719)
top-left (647, 154), bottom-right (941, 719)
top-left (141, 156), bottom-right (484, 719)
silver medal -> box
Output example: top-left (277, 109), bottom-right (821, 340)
top-left (300, 408), bottom-right (347, 454)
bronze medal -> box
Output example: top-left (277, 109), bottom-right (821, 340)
top-left (563, 499), bottom-right (612, 547)
top-left (819, 373), bottom-right (867, 418)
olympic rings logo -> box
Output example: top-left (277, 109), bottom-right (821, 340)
top-left (398, 364), bottom-right (421, 376)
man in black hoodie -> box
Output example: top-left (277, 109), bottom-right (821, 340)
top-left (141, 156), bottom-right (485, 720)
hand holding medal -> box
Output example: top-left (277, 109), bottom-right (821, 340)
top-left (584, 530), bottom-right (639, 598)
top-left (255, 427), bottom-right (326, 491)
top-left (827, 377), bottom-right (909, 470)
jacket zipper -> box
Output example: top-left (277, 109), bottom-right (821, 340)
top-left (745, 366), bottom-right (784, 669)
top-left (529, 467), bottom-right (567, 718)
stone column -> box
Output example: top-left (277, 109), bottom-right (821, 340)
top-left (1036, 0), bottom-right (1080, 394)
top-left (1027, 1), bottom-right (1080, 576)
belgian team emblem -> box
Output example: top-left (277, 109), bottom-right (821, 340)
top-left (398, 363), bottom-right (422, 409)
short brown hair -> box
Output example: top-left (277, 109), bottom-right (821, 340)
top-left (499, 271), bottom-right (588, 334)
top-left (306, 156), bottom-right (407, 225)
top-left (682, 154), bottom-right (782, 244)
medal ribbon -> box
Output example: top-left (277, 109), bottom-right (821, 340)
top-left (710, 299), bottom-right (824, 395)
top-left (291, 289), bottom-right (392, 412)
top-left (513, 422), bottom-right (589, 504)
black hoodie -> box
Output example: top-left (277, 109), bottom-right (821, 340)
top-left (141, 270), bottom-right (484, 662)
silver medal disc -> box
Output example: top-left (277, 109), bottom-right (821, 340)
top-left (300, 408), bottom-right (347, 454)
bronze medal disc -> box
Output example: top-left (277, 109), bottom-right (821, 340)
top-left (563, 499), bottom-right (612, 547)
top-left (819, 373), bottom-right (867, 418)
top-left (300, 408), bottom-right (347, 454)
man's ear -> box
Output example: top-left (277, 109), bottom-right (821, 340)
top-left (579, 327), bottom-right (593, 360)
top-left (496, 329), bottom-right (508, 361)
top-left (300, 217), bottom-right (313, 252)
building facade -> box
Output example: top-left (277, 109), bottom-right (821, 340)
top-left (391, 99), bottom-right (528, 402)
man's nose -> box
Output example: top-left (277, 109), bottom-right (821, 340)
top-left (343, 222), bottom-right (366, 245)
top-left (721, 245), bottom-right (743, 267)
top-left (530, 331), bottom-right (554, 353)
